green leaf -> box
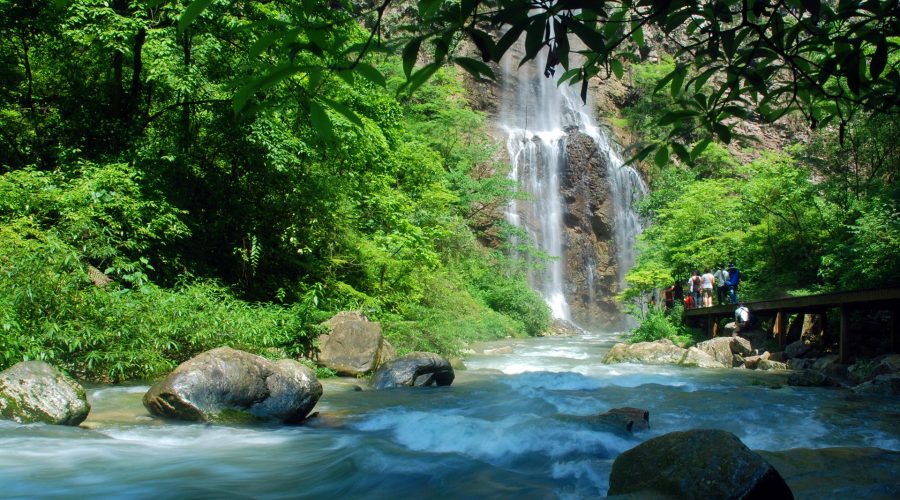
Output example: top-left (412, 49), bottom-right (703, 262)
top-left (309, 100), bottom-right (333, 142)
top-left (800, 0), bottom-right (821, 17)
top-left (870, 37), bottom-right (887, 79)
top-left (355, 63), bottom-right (386, 87)
top-left (402, 38), bottom-right (423, 78)
top-left (690, 138), bottom-right (712, 160)
top-left (321, 97), bottom-right (363, 128)
top-left (233, 64), bottom-right (298, 113)
top-left (455, 57), bottom-right (496, 81)
top-left (522, 16), bottom-right (547, 64)
top-left (714, 123), bottom-right (732, 143)
top-left (632, 24), bottom-right (645, 48)
top-left (670, 65), bottom-right (687, 98)
top-left (671, 143), bottom-right (690, 163)
top-left (654, 145), bottom-right (670, 167)
top-left (250, 30), bottom-right (288, 59)
top-left (418, 0), bottom-right (443, 18)
top-left (563, 16), bottom-right (606, 54)
top-left (494, 20), bottom-right (528, 61)
top-left (610, 59), bottom-right (624, 79)
top-left (400, 63), bottom-right (441, 95)
top-left (178, 0), bottom-right (214, 35)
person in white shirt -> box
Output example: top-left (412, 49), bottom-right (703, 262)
top-left (701, 268), bottom-right (716, 307)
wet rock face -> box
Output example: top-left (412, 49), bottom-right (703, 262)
top-left (317, 311), bottom-right (397, 376)
top-left (143, 347), bottom-right (322, 424)
top-left (608, 429), bottom-right (794, 499)
top-left (0, 361), bottom-right (90, 426)
top-left (561, 130), bottom-right (622, 329)
top-left (371, 352), bottom-right (455, 390)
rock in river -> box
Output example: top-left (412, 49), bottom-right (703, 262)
top-left (317, 311), bottom-right (396, 376)
top-left (143, 347), bottom-right (322, 424)
top-left (372, 352), bottom-right (455, 390)
top-left (601, 339), bottom-right (687, 365)
top-left (608, 429), bottom-right (793, 499)
top-left (0, 360), bottom-right (90, 425)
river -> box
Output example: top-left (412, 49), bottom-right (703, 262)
top-left (1, 332), bottom-right (898, 498)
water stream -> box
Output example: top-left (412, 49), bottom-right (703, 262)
top-left (3, 332), bottom-right (898, 498)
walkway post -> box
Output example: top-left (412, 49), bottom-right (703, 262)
top-left (840, 305), bottom-right (849, 363)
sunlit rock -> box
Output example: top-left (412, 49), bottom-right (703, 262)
top-left (680, 346), bottom-right (728, 368)
top-left (601, 339), bottom-right (686, 365)
top-left (0, 361), bottom-right (90, 425)
top-left (316, 311), bottom-right (396, 376)
top-left (693, 337), bottom-right (735, 367)
top-left (143, 347), bottom-right (322, 424)
top-left (371, 352), bottom-right (454, 390)
top-left (608, 429), bottom-right (793, 499)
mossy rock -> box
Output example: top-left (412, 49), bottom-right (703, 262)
top-left (0, 361), bottom-right (91, 425)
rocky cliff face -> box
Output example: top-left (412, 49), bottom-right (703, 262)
top-left (561, 130), bottom-right (624, 329)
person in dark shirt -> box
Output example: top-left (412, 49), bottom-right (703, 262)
top-left (727, 263), bottom-right (741, 304)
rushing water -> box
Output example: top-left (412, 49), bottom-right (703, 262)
top-left (2, 332), bottom-right (899, 499)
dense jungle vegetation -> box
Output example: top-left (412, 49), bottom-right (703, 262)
top-left (0, 0), bottom-right (551, 381)
top-left (1, 1), bottom-right (897, 377)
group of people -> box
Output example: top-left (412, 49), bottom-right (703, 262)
top-left (663, 263), bottom-right (741, 310)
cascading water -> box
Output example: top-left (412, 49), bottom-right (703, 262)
top-left (500, 43), bottom-right (647, 328)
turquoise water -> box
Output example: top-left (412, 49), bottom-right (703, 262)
top-left (1, 332), bottom-right (898, 498)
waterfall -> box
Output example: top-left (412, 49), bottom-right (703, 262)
top-left (500, 43), bottom-right (647, 328)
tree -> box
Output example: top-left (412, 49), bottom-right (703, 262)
top-left (176, 0), bottom-right (899, 164)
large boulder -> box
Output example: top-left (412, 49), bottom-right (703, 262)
top-left (693, 337), bottom-right (735, 367)
top-left (602, 339), bottom-right (687, 365)
top-left (784, 340), bottom-right (812, 360)
top-left (608, 429), bottom-right (793, 499)
top-left (317, 312), bottom-right (396, 376)
top-left (371, 352), bottom-right (455, 390)
top-left (143, 347), bottom-right (322, 424)
top-left (0, 361), bottom-right (90, 426)
top-left (680, 347), bottom-right (729, 368)
top-left (731, 336), bottom-right (753, 356)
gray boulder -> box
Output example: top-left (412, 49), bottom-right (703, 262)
top-left (693, 337), bottom-right (735, 367)
top-left (784, 340), bottom-right (812, 360)
top-left (371, 352), bottom-right (455, 390)
top-left (143, 347), bottom-right (322, 424)
top-left (731, 336), bottom-right (753, 356)
top-left (0, 361), bottom-right (90, 426)
top-left (787, 369), bottom-right (829, 387)
top-left (608, 429), bottom-right (793, 499)
top-left (317, 311), bottom-right (396, 376)
top-left (602, 339), bottom-right (687, 365)
top-left (758, 359), bottom-right (789, 371)
top-left (680, 346), bottom-right (729, 368)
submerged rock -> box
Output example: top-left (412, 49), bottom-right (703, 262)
top-left (371, 352), bottom-right (455, 390)
top-left (608, 429), bottom-right (793, 499)
top-left (852, 374), bottom-right (900, 396)
top-left (602, 339), bottom-right (686, 365)
top-left (0, 361), bottom-right (90, 426)
top-left (143, 347), bottom-right (322, 424)
top-left (317, 311), bottom-right (396, 376)
top-left (594, 407), bottom-right (650, 433)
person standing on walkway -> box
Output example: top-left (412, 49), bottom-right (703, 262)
top-left (689, 270), bottom-right (702, 309)
top-left (701, 268), bottom-right (716, 307)
top-left (714, 264), bottom-right (729, 305)
top-left (727, 263), bottom-right (741, 304)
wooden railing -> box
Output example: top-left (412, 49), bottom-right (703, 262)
top-left (682, 287), bottom-right (900, 362)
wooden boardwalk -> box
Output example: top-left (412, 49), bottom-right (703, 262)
top-left (683, 287), bottom-right (900, 362)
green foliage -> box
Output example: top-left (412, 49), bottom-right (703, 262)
top-left (619, 263), bottom-right (673, 321)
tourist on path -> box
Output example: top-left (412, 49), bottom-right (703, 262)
top-left (727, 263), bottom-right (741, 304)
top-left (689, 271), bottom-right (702, 309)
top-left (701, 268), bottom-right (716, 307)
top-left (714, 264), bottom-right (729, 305)
top-left (663, 283), bottom-right (675, 310)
